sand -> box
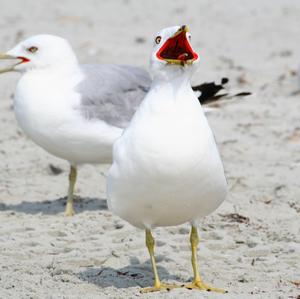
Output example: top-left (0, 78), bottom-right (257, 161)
top-left (0, 0), bottom-right (299, 298)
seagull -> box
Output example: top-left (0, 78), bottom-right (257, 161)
top-left (107, 25), bottom-right (228, 293)
top-left (0, 34), bottom-right (231, 216)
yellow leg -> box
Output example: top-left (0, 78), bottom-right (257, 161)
top-left (65, 165), bottom-right (77, 216)
top-left (140, 229), bottom-right (178, 293)
top-left (184, 226), bottom-right (226, 293)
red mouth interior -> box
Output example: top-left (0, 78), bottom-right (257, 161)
top-left (156, 31), bottom-right (198, 62)
top-left (17, 56), bottom-right (30, 64)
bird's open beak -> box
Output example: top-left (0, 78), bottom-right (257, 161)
top-left (156, 25), bottom-right (198, 65)
top-left (0, 53), bottom-right (24, 74)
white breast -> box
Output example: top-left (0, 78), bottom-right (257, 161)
top-left (107, 81), bottom-right (227, 229)
top-left (14, 67), bottom-right (121, 164)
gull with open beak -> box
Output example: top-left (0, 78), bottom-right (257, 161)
top-left (107, 25), bottom-right (228, 293)
top-left (0, 34), bottom-right (236, 217)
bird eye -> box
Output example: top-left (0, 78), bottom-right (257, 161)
top-left (155, 36), bottom-right (161, 44)
top-left (188, 34), bottom-right (192, 41)
top-left (27, 46), bottom-right (38, 53)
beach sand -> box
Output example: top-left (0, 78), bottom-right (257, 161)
top-left (0, 0), bottom-right (299, 298)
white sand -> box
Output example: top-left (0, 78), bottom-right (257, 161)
top-left (0, 0), bottom-right (299, 298)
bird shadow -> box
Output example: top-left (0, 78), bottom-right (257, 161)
top-left (0, 196), bottom-right (107, 215)
top-left (76, 256), bottom-right (182, 289)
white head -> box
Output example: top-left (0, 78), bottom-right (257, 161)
top-left (150, 25), bottom-right (199, 80)
top-left (0, 34), bottom-right (77, 74)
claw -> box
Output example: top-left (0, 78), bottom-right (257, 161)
top-left (140, 282), bottom-right (179, 293)
top-left (184, 280), bottom-right (226, 293)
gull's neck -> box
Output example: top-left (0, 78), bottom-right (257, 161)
top-left (153, 72), bottom-right (190, 88)
top-left (24, 61), bottom-right (80, 78)
top-left (150, 65), bottom-right (194, 103)
top-left (18, 61), bottom-right (83, 92)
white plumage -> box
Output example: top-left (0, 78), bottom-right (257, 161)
top-left (0, 34), bottom-right (151, 215)
top-left (0, 33), bottom-right (227, 217)
top-left (107, 28), bottom-right (227, 229)
top-left (14, 63), bottom-right (121, 164)
top-left (107, 25), bottom-right (228, 293)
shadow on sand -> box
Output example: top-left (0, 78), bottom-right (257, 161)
top-left (77, 256), bottom-right (182, 289)
top-left (0, 197), bottom-right (108, 215)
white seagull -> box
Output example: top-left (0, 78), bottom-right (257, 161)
top-left (107, 25), bottom-right (228, 293)
top-left (0, 34), bottom-right (229, 216)
top-left (0, 35), bottom-right (151, 216)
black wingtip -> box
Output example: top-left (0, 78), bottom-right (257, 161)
top-left (234, 92), bottom-right (252, 97)
top-left (192, 77), bottom-right (251, 105)
top-left (192, 77), bottom-right (229, 105)
top-left (221, 77), bottom-right (229, 85)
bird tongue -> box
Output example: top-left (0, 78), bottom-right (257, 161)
top-left (177, 53), bottom-right (189, 61)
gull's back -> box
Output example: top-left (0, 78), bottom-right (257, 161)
top-left (77, 64), bottom-right (152, 128)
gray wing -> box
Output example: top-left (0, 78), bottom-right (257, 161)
top-left (75, 64), bottom-right (151, 128)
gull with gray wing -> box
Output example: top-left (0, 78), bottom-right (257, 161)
top-left (0, 34), bottom-right (235, 216)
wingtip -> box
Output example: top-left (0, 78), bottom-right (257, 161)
top-left (192, 77), bottom-right (251, 106)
